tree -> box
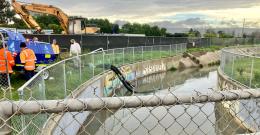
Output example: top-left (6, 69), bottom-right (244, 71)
top-left (204, 29), bottom-right (217, 38)
top-left (172, 33), bottom-right (189, 37)
top-left (12, 18), bottom-right (27, 29)
top-left (120, 22), bottom-right (168, 36)
top-left (188, 28), bottom-right (201, 37)
top-left (48, 24), bottom-right (63, 34)
top-left (34, 15), bottom-right (60, 29)
top-left (0, 0), bottom-right (15, 24)
top-left (84, 18), bottom-right (113, 33)
top-left (160, 28), bottom-right (167, 36)
top-left (121, 23), bottom-right (133, 33)
top-left (112, 24), bottom-right (119, 34)
top-left (217, 30), bottom-right (234, 38)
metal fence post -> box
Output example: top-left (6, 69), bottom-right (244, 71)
top-left (113, 49), bottom-right (115, 65)
top-left (103, 51), bottom-right (105, 71)
top-left (222, 51), bottom-right (226, 72)
top-left (79, 56), bottom-right (82, 82)
top-left (175, 44), bottom-right (178, 54)
top-left (0, 32), bottom-right (12, 95)
top-left (63, 61), bottom-right (67, 97)
top-left (231, 55), bottom-right (235, 78)
top-left (133, 47), bottom-right (135, 63)
top-left (170, 44), bottom-right (172, 56)
top-left (180, 43), bottom-right (183, 53)
top-left (92, 54), bottom-right (95, 76)
top-left (249, 57), bottom-right (254, 87)
top-left (106, 36), bottom-right (109, 49)
top-left (151, 46), bottom-right (153, 59)
top-left (142, 46), bottom-right (144, 61)
top-left (159, 46), bottom-right (161, 58)
top-left (123, 48), bottom-right (125, 65)
top-left (18, 89), bottom-right (26, 135)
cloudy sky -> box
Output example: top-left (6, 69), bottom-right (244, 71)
top-left (16, 0), bottom-right (260, 32)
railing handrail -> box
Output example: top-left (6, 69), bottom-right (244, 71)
top-left (221, 45), bottom-right (260, 59)
top-left (220, 45), bottom-right (260, 88)
top-left (17, 43), bottom-right (186, 94)
top-left (17, 47), bottom-right (104, 92)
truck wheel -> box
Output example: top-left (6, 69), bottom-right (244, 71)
top-left (42, 70), bottom-right (50, 80)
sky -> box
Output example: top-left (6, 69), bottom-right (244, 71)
top-left (15, 0), bottom-right (260, 32)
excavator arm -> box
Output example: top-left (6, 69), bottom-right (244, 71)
top-left (11, 0), bottom-right (41, 32)
top-left (11, 0), bottom-right (99, 34)
top-left (22, 3), bottom-right (69, 34)
top-left (11, 0), bottom-right (69, 34)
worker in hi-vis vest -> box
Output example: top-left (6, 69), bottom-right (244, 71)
top-left (52, 39), bottom-right (60, 59)
top-left (0, 42), bottom-right (15, 88)
top-left (19, 42), bottom-right (37, 80)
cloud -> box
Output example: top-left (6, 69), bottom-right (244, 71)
top-left (16, 0), bottom-right (260, 28)
top-left (152, 18), bottom-right (206, 28)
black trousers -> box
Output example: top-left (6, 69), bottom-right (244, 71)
top-left (24, 70), bottom-right (35, 80)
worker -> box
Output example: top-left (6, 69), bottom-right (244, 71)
top-left (69, 39), bottom-right (81, 56)
top-left (32, 37), bottom-right (39, 42)
top-left (0, 42), bottom-right (15, 88)
top-left (19, 42), bottom-right (37, 80)
top-left (52, 39), bottom-right (60, 59)
top-left (69, 39), bottom-right (81, 67)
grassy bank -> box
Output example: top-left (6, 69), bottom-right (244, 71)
top-left (187, 45), bottom-right (225, 53)
top-left (223, 57), bottom-right (260, 88)
top-left (6, 45), bottom-right (225, 100)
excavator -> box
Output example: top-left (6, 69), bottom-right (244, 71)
top-left (11, 0), bottom-right (100, 34)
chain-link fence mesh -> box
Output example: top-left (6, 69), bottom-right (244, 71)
top-left (221, 45), bottom-right (260, 88)
top-left (1, 42), bottom-right (260, 134)
top-left (13, 43), bottom-right (187, 134)
top-left (0, 88), bottom-right (259, 135)
top-left (0, 32), bottom-right (13, 100)
top-left (22, 34), bottom-right (260, 52)
top-left (18, 43), bottom-right (187, 101)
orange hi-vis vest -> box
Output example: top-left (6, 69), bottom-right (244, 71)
top-left (20, 48), bottom-right (37, 71)
top-left (0, 48), bottom-right (15, 73)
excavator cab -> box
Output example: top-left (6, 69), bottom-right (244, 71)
top-left (68, 18), bottom-right (100, 34)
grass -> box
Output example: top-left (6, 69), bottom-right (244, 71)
top-left (223, 57), bottom-right (260, 88)
top-left (187, 45), bottom-right (225, 53)
top-left (6, 45), bottom-right (227, 134)
top-left (2, 45), bottom-right (225, 101)
top-left (15, 49), bottom-right (183, 100)
top-left (3, 44), bottom-right (225, 101)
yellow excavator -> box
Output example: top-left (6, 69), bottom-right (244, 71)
top-left (11, 0), bottom-right (100, 34)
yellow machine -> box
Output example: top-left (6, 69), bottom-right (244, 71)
top-left (11, 0), bottom-right (100, 34)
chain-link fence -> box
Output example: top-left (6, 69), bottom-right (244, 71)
top-left (221, 45), bottom-right (260, 88)
top-left (18, 43), bottom-right (187, 101)
top-left (0, 88), bottom-right (259, 134)
top-left (1, 43), bottom-right (260, 134)
top-left (22, 34), bottom-right (260, 52)
top-left (0, 32), bottom-right (12, 99)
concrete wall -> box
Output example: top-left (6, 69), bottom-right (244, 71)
top-left (44, 55), bottom-right (182, 135)
top-left (217, 67), bottom-right (259, 134)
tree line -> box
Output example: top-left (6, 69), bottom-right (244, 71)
top-left (0, 0), bottom-right (167, 36)
top-left (0, 0), bottom-right (256, 38)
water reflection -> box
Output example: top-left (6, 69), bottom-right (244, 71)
top-left (78, 67), bottom-right (257, 135)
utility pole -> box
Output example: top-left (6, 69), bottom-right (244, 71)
top-left (242, 18), bottom-right (245, 38)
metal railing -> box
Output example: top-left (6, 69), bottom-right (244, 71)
top-left (0, 43), bottom-right (259, 134)
top-left (0, 32), bottom-right (12, 97)
top-left (0, 88), bottom-right (259, 134)
top-left (18, 43), bottom-right (187, 101)
top-left (220, 45), bottom-right (260, 88)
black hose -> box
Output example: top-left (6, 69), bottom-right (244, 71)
top-left (110, 65), bottom-right (135, 93)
